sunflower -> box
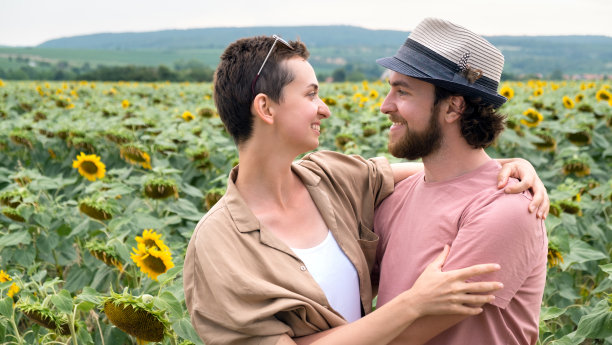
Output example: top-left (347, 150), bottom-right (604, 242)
top-left (335, 134), bottom-right (355, 151)
top-left (368, 89), bottom-right (379, 99)
top-left (558, 200), bottom-right (582, 216)
top-left (547, 244), bottom-right (564, 268)
top-left (136, 229), bottom-right (170, 252)
top-left (205, 188), bottom-right (225, 210)
top-left (78, 197), bottom-right (113, 221)
top-left (17, 300), bottom-right (70, 335)
top-left (562, 96), bottom-right (574, 109)
top-left (72, 152), bottom-right (106, 181)
top-left (0, 270), bottom-right (20, 298)
top-left (121, 99), bottom-right (130, 108)
top-left (575, 93), bottom-right (584, 103)
top-left (85, 241), bottom-right (124, 272)
top-left (0, 190), bottom-right (25, 208)
top-left (103, 290), bottom-right (168, 343)
top-left (595, 89), bottom-right (611, 102)
top-left (562, 159), bottom-right (591, 177)
top-left (144, 178), bottom-right (178, 200)
top-left (520, 108), bottom-right (543, 128)
top-left (566, 131), bottom-right (591, 146)
top-left (181, 111), bottom-right (195, 122)
top-left (362, 125), bottom-right (378, 138)
top-left (322, 97), bottom-right (337, 106)
top-left (2, 207), bottom-right (25, 222)
top-left (198, 107), bottom-right (216, 118)
top-left (533, 88), bottom-right (543, 97)
top-left (120, 145), bottom-right (152, 169)
top-left (131, 243), bottom-right (174, 281)
top-left (500, 85), bottom-right (514, 100)
top-left (533, 132), bottom-right (556, 152)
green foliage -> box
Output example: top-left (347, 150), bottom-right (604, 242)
top-left (0, 79), bottom-right (610, 344)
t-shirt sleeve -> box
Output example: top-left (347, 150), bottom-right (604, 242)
top-left (184, 217), bottom-right (291, 345)
top-left (441, 192), bottom-right (547, 309)
top-left (300, 150), bottom-right (395, 207)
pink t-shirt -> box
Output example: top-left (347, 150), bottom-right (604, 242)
top-left (374, 160), bottom-right (547, 345)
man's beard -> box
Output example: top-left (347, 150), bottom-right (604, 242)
top-left (388, 105), bottom-right (443, 160)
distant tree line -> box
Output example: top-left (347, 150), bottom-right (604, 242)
top-left (0, 59), bottom-right (214, 82)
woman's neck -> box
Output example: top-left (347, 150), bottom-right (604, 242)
top-left (235, 141), bottom-right (302, 212)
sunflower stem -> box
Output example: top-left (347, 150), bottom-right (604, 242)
top-left (68, 304), bottom-right (79, 345)
top-left (9, 309), bottom-right (25, 345)
top-left (91, 310), bottom-right (105, 345)
top-left (52, 249), bottom-right (64, 278)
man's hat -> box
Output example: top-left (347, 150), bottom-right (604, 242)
top-left (377, 17), bottom-right (507, 108)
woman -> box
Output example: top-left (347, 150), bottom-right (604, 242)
top-left (183, 36), bottom-right (548, 345)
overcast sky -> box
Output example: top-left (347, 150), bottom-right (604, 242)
top-left (2, 0), bottom-right (611, 46)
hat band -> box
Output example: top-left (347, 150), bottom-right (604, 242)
top-left (397, 39), bottom-right (500, 92)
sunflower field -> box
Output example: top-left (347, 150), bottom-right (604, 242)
top-left (0, 78), bottom-right (610, 344)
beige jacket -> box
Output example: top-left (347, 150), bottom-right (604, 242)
top-left (183, 151), bottom-right (394, 345)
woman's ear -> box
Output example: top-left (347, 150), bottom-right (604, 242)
top-left (252, 93), bottom-right (274, 125)
top-left (444, 96), bottom-right (465, 123)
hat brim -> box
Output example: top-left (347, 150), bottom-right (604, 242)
top-left (377, 56), bottom-right (507, 108)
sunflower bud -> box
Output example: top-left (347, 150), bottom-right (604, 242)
top-left (102, 291), bottom-right (168, 343)
top-left (17, 301), bottom-right (70, 335)
top-left (78, 197), bottom-right (113, 221)
top-left (85, 240), bottom-right (124, 272)
top-left (144, 178), bottom-right (178, 200)
top-left (565, 130), bottom-right (591, 146)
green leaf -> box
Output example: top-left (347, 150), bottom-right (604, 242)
top-left (172, 318), bottom-right (205, 345)
top-left (560, 239), bottom-right (608, 270)
top-left (76, 321), bottom-right (93, 344)
top-left (56, 223), bottom-right (72, 236)
top-left (156, 265), bottom-right (182, 285)
top-left (600, 263), bottom-right (612, 278)
top-left (154, 291), bottom-right (182, 320)
top-left (575, 300), bottom-right (612, 338)
top-left (0, 297), bottom-right (13, 318)
top-left (540, 306), bottom-right (567, 321)
top-left (0, 230), bottom-right (31, 247)
top-left (51, 290), bottom-right (74, 314)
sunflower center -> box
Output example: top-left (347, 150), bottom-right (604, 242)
top-left (81, 161), bottom-right (99, 174)
top-left (144, 239), bottom-right (159, 250)
top-left (143, 255), bottom-right (167, 274)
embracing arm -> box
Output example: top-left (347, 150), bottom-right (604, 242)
top-left (282, 247), bottom-right (501, 345)
top-left (391, 158), bottom-right (549, 218)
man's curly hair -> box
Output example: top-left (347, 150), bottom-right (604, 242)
top-left (434, 87), bottom-right (506, 149)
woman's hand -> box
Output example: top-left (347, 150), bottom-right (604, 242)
top-left (497, 158), bottom-right (550, 219)
top-left (405, 245), bottom-right (503, 317)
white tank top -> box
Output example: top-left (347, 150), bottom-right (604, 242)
top-left (291, 231), bottom-right (361, 322)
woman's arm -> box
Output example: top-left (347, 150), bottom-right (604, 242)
top-left (283, 246), bottom-right (502, 345)
top-left (391, 158), bottom-right (549, 219)
top-left (496, 158), bottom-right (549, 219)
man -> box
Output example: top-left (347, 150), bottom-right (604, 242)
top-left (373, 18), bottom-right (548, 344)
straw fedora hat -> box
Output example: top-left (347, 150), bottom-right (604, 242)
top-left (377, 17), bottom-right (507, 108)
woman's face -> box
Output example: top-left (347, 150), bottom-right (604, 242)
top-left (270, 57), bottom-right (331, 153)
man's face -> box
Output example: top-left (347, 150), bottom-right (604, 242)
top-left (380, 72), bottom-right (443, 160)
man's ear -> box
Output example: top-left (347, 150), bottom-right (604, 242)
top-left (444, 95), bottom-right (465, 123)
top-left (252, 93), bottom-right (274, 125)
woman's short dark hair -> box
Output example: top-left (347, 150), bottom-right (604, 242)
top-left (434, 86), bottom-right (506, 149)
top-left (213, 36), bottom-right (309, 145)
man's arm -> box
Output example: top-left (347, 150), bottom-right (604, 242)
top-left (389, 192), bottom-right (546, 344)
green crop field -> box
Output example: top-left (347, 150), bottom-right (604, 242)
top-left (0, 78), bottom-right (611, 344)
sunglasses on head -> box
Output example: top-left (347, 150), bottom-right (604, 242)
top-left (251, 34), bottom-right (294, 97)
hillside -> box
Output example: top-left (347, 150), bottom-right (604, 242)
top-left (2, 26), bottom-right (612, 79)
